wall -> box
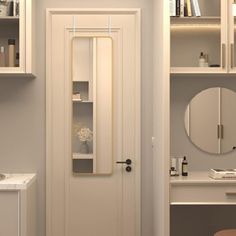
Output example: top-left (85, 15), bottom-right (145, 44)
top-left (0, 0), bottom-right (153, 236)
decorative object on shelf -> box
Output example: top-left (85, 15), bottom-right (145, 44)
top-left (170, 157), bottom-right (178, 176)
top-left (77, 127), bottom-right (93, 154)
top-left (13, 0), bottom-right (19, 17)
top-left (8, 38), bottom-right (15, 67)
top-left (198, 52), bottom-right (205, 67)
top-left (0, 0), bottom-right (12, 17)
top-left (198, 52), bottom-right (209, 67)
top-left (170, 156), bottom-right (183, 176)
top-left (79, 141), bottom-right (89, 154)
top-left (209, 169), bottom-right (236, 180)
top-left (0, 46), bottom-right (6, 67)
top-left (15, 52), bottom-right (19, 67)
top-left (182, 156), bottom-right (188, 176)
top-left (72, 93), bottom-right (81, 101)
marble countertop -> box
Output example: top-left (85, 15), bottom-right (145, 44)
top-left (0, 174), bottom-right (36, 190)
top-left (170, 171), bottom-right (236, 185)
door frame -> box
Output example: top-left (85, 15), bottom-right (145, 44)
top-left (46, 8), bottom-right (141, 236)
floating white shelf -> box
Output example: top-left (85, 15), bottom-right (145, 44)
top-left (72, 153), bottom-right (93, 160)
top-left (170, 67), bottom-right (224, 75)
top-left (72, 99), bottom-right (93, 103)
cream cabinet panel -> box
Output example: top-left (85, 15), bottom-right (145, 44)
top-left (0, 192), bottom-right (18, 236)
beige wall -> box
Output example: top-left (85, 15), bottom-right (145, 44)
top-left (0, 0), bottom-right (153, 236)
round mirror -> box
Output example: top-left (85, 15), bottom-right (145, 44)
top-left (184, 87), bottom-right (236, 154)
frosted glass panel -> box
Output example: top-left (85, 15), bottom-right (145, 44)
top-left (72, 37), bottom-right (113, 174)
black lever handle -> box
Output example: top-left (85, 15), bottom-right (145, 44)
top-left (116, 159), bottom-right (132, 165)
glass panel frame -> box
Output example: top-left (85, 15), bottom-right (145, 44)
top-left (71, 36), bottom-right (113, 175)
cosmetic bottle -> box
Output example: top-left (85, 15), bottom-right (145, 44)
top-left (198, 52), bottom-right (205, 67)
top-left (0, 46), bottom-right (6, 67)
top-left (15, 52), bottom-right (19, 67)
top-left (204, 53), bottom-right (209, 67)
top-left (182, 156), bottom-right (188, 176)
top-left (8, 39), bottom-right (15, 67)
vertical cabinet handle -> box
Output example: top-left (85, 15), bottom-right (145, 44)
top-left (217, 124), bottom-right (224, 139)
top-left (231, 43), bottom-right (234, 69)
top-left (222, 44), bottom-right (226, 69)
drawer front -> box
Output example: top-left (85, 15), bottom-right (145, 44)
top-left (171, 185), bottom-right (236, 204)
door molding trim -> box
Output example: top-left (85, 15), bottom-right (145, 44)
top-left (46, 8), bottom-right (141, 236)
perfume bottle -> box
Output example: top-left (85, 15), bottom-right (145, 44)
top-left (8, 39), bottom-right (15, 67)
top-left (198, 52), bottom-right (205, 67)
top-left (182, 156), bottom-right (188, 176)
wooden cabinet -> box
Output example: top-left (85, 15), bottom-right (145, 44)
top-left (171, 172), bottom-right (236, 205)
top-left (170, 0), bottom-right (236, 75)
top-left (0, 174), bottom-right (36, 236)
top-left (0, 0), bottom-right (35, 77)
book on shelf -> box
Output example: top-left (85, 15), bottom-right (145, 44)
top-left (170, 0), bottom-right (201, 17)
top-left (170, 0), bottom-right (176, 16)
top-left (209, 169), bottom-right (236, 180)
top-left (191, 0), bottom-right (201, 17)
top-left (13, 0), bottom-right (19, 17)
top-left (180, 0), bottom-right (185, 17)
top-left (176, 0), bottom-right (180, 16)
top-left (186, 0), bottom-right (192, 16)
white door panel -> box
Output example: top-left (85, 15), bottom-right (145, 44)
top-left (47, 10), bottom-right (140, 236)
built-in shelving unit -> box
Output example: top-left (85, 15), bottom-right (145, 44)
top-left (170, 0), bottom-right (225, 75)
top-left (0, 0), bottom-right (35, 77)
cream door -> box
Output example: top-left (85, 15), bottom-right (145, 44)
top-left (46, 9), bottom-right (140, 236)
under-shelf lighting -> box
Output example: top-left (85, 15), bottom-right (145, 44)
top-left (233, 1), bottom-right (236, 16)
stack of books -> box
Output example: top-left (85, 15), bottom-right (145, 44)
top-left (170, 0), bottom-right (201, 17)
top-left (209, 169), bottom-right (236, 180)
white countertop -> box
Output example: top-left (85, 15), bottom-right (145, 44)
top-left (0, 174), bottom-right (36, 190)
top-left (170, 172), bottom-right (236, 185)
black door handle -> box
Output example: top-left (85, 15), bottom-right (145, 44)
top-left (116, 159), bottom-right (132, 165)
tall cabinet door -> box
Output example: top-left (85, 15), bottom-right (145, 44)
top-left (189, 88), bottom-right (220, 153)
top-left (229, 0), bottom-right (236, 71)
top-left (221, 88), bottom-right (236, 152)
top-left (46, 10), bottom-right (141, 236)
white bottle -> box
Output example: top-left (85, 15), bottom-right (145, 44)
top-left (8, 39), bottom-right (15, 67)
top-left (0, 46), bottom-right (6, 67)
top-left (204, 53), bottom-right (209, 67)
top-left (198, 52), bottom-right (205, 67)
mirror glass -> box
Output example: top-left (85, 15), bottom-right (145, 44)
top-left (184, 87), bottom-right (236, 154)
top-left (72, 36), bottom-right (113, 174)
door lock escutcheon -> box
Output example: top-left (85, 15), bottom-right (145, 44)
top-left (116, 159), bottom-right (132, 172)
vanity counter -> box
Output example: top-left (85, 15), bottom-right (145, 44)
top-left (170, 172), bottom-right (236, 205)
top-left (0, 173), bottom-right (36, 190)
